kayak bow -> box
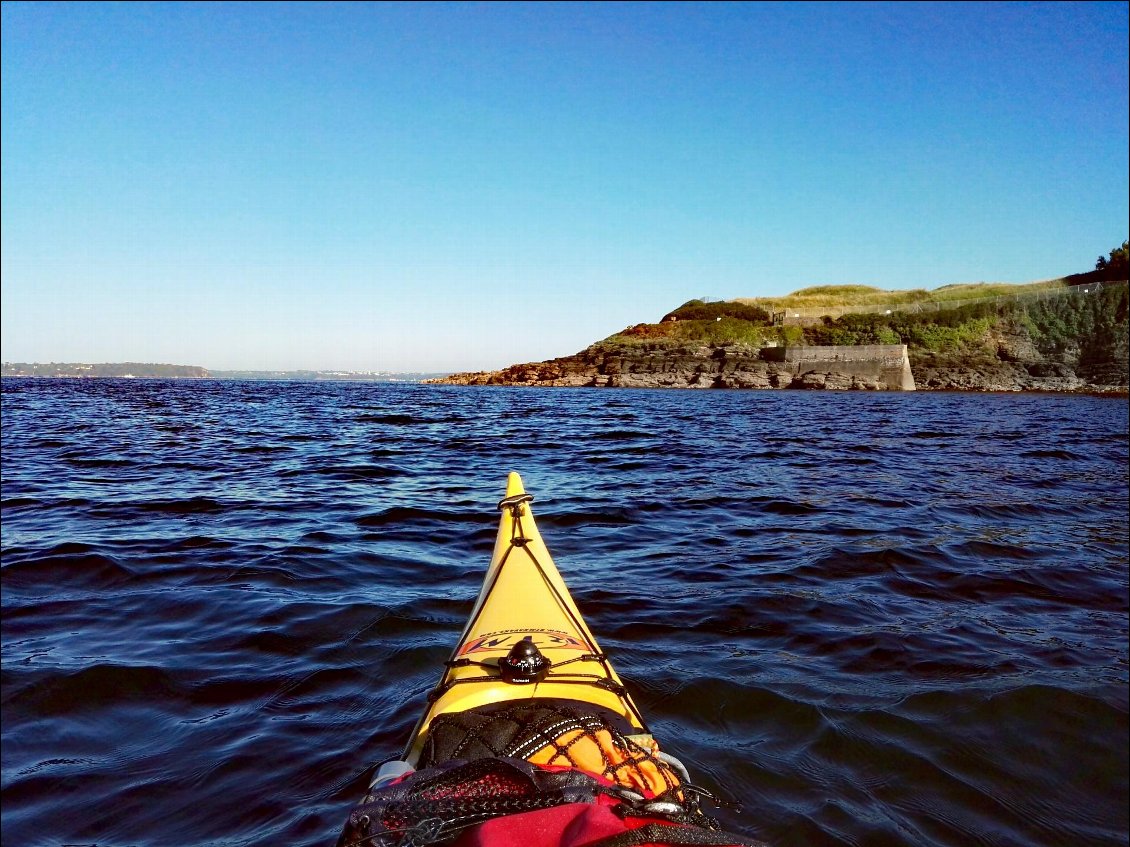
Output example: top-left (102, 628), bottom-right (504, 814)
top-left (338, 474), bottom-right (764, 847)
top-left (402, 471), bottom-right (648, 766)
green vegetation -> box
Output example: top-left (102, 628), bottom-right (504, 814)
top-left (602, 241), bottom-right (1129, 373)
top-left (610, 284), bottom-right (1127, 354)
top-left (732, 279), bottom-right (1068, 311)
top-left (664, 299), bottom-right (770, 322)
top-left (1062, 240), bottom-right (1129, 286)
top-left (793, 284), bottom-right (1125, 359)
top-left (613, 317), bottom-right (795, 348)
top-left (1095, 240), bottom-right (1129, 278)
top-left (1020, 281), bottom-right (1128, 364)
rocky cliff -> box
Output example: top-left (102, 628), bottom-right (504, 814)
top-left (912, 327), bottom-right (1127, 392)
top-left (430, 280), bottom-right (1129, 394)
top-left (430, 326), bottom-right (1126, 394)
top-left (431, 343), bottom-right (918, 390)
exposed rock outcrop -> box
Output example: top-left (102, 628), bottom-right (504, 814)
top-left (911, 327), bottom-right (1127, 393)
top-left (430, 327), bottom-right (1127, 393)
top-left (431, 344), bottom-right (917, 391)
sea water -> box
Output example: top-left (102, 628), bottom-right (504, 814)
top-left (2, 378), bottom-right (1127, 846)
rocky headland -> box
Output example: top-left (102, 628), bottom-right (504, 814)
top-left (433, 343), bottom-right (919, 391)
top-left (431, 334), bottom-right (1125, 393)
top-left (430, 275), bottom-right (1129, 394)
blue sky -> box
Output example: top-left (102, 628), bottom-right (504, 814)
top-left (2, 2), bottom-right (1127, 372)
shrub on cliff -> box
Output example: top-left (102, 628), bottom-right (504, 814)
top-left (617, 323), bottom-right (678, 340)
top-left (806, 313), bottom-right (896, 346)
top-left (666, 300), bottom-right (771, 323)
top-left (1066, 239), bottom-right (1129, 285)
top-left (673, 317), bottom-right (768, 345)
top-left (1095, 240), bottom-right (1128, 278)
top-left (904, 318), bottom-right (995, 352)
top-left (805, 283), bottom-right (1126, 362)
top-left (1023, 283), bottom-right (1128, 365)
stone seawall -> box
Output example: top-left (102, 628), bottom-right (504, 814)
top-left (783, 345), bottom-right (916, 391)
top-left (430, 343), bottom-right (917, 391)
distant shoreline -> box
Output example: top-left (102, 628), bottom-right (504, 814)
top-left (0, 374), bottom-right (441, 383)
top-left (1, 364), bottom-right (445, 382)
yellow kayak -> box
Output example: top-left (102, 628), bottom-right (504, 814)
top-left (338, 475), bottom-right (759, 847)
top-left (402, 471), bottom-right (650, 767)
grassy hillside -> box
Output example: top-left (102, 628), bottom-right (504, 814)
top-left (603, 280), bottom-right (1129, 373)
top-left (730, 278), bottom-right (1069, 311)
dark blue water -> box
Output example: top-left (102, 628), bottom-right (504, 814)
top-left (2, 378), bottom-right (1127, 847)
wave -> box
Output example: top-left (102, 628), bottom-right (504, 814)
top-left (1, 547), bottom-right (137, 588)
top-left (2, 380), bottom-right (1126, 847)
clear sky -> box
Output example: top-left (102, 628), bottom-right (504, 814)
top-left (2, 2), bottom-right (1127, 373)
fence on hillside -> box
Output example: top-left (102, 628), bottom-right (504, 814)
top-left (771, 279), bottom-right (1127, 324)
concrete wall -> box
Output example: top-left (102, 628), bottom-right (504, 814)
top-left (779, 344), bottom-right (916, 390)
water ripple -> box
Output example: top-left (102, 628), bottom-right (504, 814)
top-left (1, 379), bottom-right (1127, 847)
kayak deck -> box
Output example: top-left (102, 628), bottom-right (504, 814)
top-left (403, 472), bottom-right (648, 766)
top-left (334, 475), bottom-right (754, 847)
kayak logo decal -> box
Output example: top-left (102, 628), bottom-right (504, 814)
top-left (458, 629), bottom-right (588, 656)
